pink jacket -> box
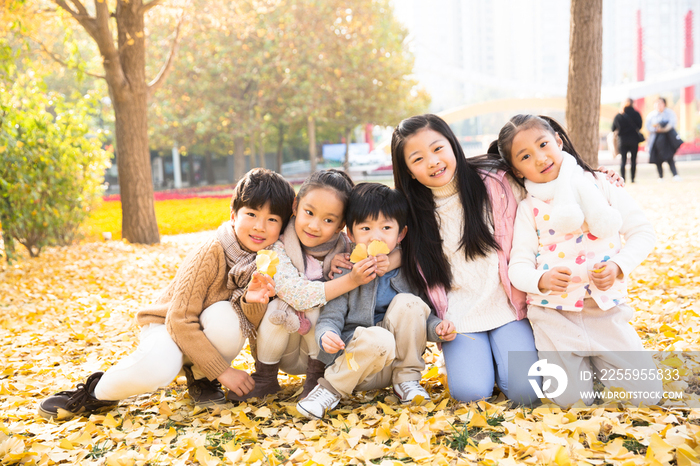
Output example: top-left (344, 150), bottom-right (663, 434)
top-left (424, 170), bottom-right (528, 321)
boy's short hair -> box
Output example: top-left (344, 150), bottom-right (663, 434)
top-left (346, 183), bottom-right (408, 231)
top-left (231, 168), bottom-right (295, 230)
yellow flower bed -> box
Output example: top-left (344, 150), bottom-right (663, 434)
top-left (80, 197), bottom-right (231, 241)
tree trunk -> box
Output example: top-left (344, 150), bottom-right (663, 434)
top-left (308, 116), bottom-right (317, 173)
top-left (276, 124), bottom-right (285, 173)
top-left (112, 90), bottom-right (160, 244)
top-left (258, 133), bottom-right (266, 169)
top-left (205, 154), bottom-right (215, 185)
top-left (249, 130), bottom-right (257, 168)
top-left (111, 0), bottom-right (159, 244)
top-left (187, 155), bottom-right (195, 186)
top-left (234, 136), bottom-right (246, 181)
top-left (343, 127), bottom-right (352, 173)
top-left (566, 0), bottom-right (603, 167)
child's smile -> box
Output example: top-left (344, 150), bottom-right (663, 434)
top-left (231, 203), bottom-right (283, 252)
top-left (403, 128), bottom-right (457, 188)
top-left (510, 127), bottom-right (564, 183)
top-left (294, 188), bottom-right (345, 248)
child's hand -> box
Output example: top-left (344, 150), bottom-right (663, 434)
top-left (436, 319), bottom-right (456, 342)
top-left (246, 272), bottom-right (276, 304)
top-left (597, 166), bottom-right (625, 187)
top-left (538, 266), bottom-right (572, 293)
top-left (349, 257), bottom-right (377, 286)
top-left (321, 331), bottom-right (345, 354)
top-left (374, 254), bottom-right (390, 277)
top-left (217, 367), bottom-right (255, 397)
top-left (329, 253), bottom-right (353, 279)
top-left (589, 262), bottom-right (621, 291)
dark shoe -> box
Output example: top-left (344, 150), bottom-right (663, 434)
top-left (227, 360), bottom-right (280, 402)
top-left (300, 358), bottom-right (327, 399)
top-left (183, 365), bottom-right (226, 406)
top-left (38, 372), bottom-right (118, 420)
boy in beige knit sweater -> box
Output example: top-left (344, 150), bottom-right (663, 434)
top-left (39, 168), bottom-right (296, 420)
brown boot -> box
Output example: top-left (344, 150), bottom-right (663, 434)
top-left (300, 358), bottom-right (327, 399)
top-left (183, 365), bottom-right (226, 407)
top-left (227, 360), bottom-right (281, 402)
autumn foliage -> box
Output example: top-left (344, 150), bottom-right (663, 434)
top-left (1, 173), bottom-right (700, 464)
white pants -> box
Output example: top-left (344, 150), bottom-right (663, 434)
top-left (528, 299), bottom-right (663, 406)
top-left (94, 301), bottom-right (246, 401)
top-left (255, 299), bottom-right (321, 375)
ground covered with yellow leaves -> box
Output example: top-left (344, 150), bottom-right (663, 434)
top-left (2, 163), bottom-right (700, 465)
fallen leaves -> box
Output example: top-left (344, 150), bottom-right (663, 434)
top-left (2, 176), bottom-right (700, 465)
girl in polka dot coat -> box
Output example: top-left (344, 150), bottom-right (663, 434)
top-left (496, 115), bottom-right (661, 407)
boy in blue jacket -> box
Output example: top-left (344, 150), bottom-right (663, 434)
top-left (296, 183), bottom-right (456, 419)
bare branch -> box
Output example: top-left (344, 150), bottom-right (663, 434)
top-left (147, 5), bottom-right (187, 98)
top-left (141, 0), bottom-right (167, 15)
top-left (65, 0), bottom-right (89, 17)
top-left (53, 0), bottom-right (126, 91)
top-left (31, 36), bottom-right (107, 80)
top-left (53, 0), bottom-right (97, 37)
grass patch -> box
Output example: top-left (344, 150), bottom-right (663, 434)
top-left (447, 411), bottom-right (506, 451)
top-left (622, 438), bottom-right (647, 455)
top-left (206, 430), bottom-right (238, 458)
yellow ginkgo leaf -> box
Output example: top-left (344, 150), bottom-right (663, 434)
top-left (256, 250), bottom-right (279, 277)
top-left (345, 352), bottom-right (360, 371)
top-left (368, 240), bottom-right (390, 256)
top-left (349, 243), bottom-right (368, 263)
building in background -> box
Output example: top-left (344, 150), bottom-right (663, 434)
top-left (393, 0), bottom-right (700, 120)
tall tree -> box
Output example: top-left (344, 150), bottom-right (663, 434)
top-left (566, 0), bottom-right (603, 166)
top-left (323, 0), bottom-right (429, 171)
top-left (46, 0), bottom-right (185, 244)
top-left (149, 0), bottom-right (288, 181)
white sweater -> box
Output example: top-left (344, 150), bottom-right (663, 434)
top-left (509, 172), bottom-right (656, 297)
top-left (431, 178), bottom-right (516, 333)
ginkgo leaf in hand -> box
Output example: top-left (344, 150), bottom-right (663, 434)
top-left (368, 240), bottom-right (390, 256)
top-left (349, 244), bottom-right (368, 263)
top-left (256, 250), bottom-right (279, 277)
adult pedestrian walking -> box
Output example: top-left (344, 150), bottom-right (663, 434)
top-left (611, 98), bottom-right (643, 183)
top-left (646, 97), bottom-right (681, 181)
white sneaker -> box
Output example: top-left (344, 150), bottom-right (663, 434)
top-left (393, 380), bottom-right (430, 404)
top-left (296, 384), bottom-right (340, 419)
top-left (673, 175), bottom-right (682, 182)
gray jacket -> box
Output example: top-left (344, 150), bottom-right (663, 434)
top-left (315, 268), bottom-right (442, 365)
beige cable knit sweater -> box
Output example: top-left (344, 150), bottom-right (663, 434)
top-left (136, 236), bottom-right (266, 380)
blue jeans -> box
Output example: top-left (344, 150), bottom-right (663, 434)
top-left (442, 319), bottom-right (540, 406)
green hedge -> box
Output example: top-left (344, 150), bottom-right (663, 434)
top-left (0, 72), bottom-right (110, 260)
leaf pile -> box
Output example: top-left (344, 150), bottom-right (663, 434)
top-left (2, 177), bottom-right (700, 465)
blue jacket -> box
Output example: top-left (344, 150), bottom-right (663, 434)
top-left (315, 268), bottom-right (442, 365)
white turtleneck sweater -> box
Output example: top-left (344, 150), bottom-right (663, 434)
top-left (430, 177), bottom-right (516, 333)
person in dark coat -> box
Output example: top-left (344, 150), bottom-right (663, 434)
top-left (646, 97), bottom-right (681, 181)
top-left (611, 98), bottom-right (643, 182)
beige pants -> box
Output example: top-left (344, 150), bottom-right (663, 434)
top-left (319, 293), bottom-right (430, 398)
top-left (256, 299), bottom-right (320, 375)
top-left (528, 299), bottom-right (663, 406)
